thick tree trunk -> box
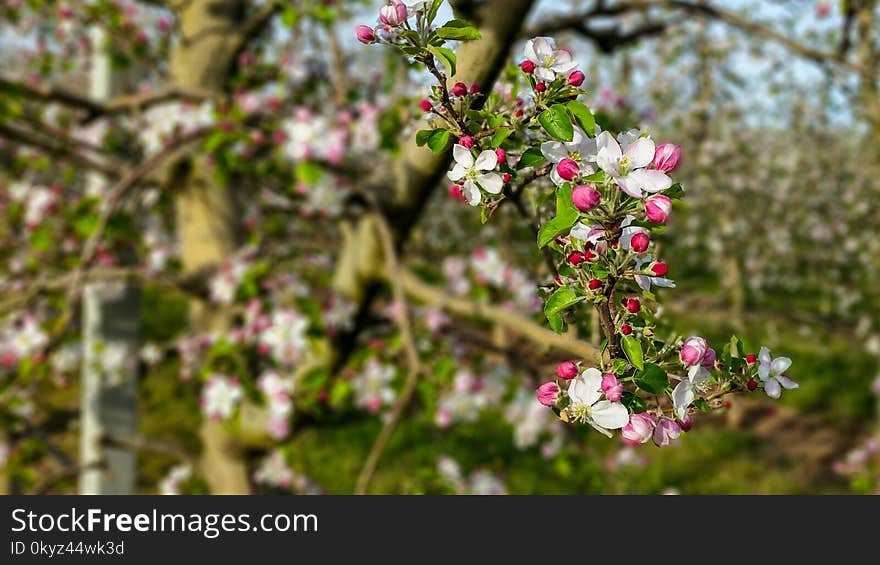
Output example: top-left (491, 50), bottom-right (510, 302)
top-left (169, 0), bottom-right (250, 494)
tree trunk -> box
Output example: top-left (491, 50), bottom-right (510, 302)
top-left (169, 0), bottom-right (250, 494)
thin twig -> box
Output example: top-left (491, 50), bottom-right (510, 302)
top-left (354, 216), bottom-right (423, 495)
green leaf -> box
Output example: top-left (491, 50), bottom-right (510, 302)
top-left (634, 363), bottom-right (669, 394)
top-left (692, 398), bottom-right (710, 413)
top-left (611, 358), bottom-right (629, 375)
top-left (565, 100), bottom-right (595, 135)
top-left (280, 7), bottom-right (299, 28)
top-left (544, 287), bottom-right (584, 319)
top-left (427, 128), bottom-right (451, 152)
top-left (664, 183), bottom-right (684, 199)
top-left (435, 19), bottom-right (482, 41)
top-left (490, 127), bottom-right (512, 148)
top-left (621, 336), bottom-right (644, 371)
top-left (582, 170), bottom-right (605, 183)
top-left (295, 161), bottom-right (324, 184)
top-left (538, 104), bottom-right (574, 142)
top-left (517, 147), bottom-right (546, 169)
top-left (621, 392), bottom-right (648, 414)
top-left (428, 0), bottom-right (444, 24)
top-left (547, 312), bottom-right (565, 334)
top-left (427, 46), bottom-right (456, 76)
top-left (415, 129), bottom-right (433, 146)
top-left (537, 183), bottom-right (579, 248)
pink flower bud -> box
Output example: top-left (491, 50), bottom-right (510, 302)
top-left (568, 251), bottom-right (586, 266)
top-left (555, 361), bottom-right (578, 380)
top-left (645, 194), bottom-right (672, 224)
top-left (451, 82), bottom-right (468, 97)
top-left (521, 60), bottom-right (536, 74)
top-left (620, 324), bottom-right (632, 336)
top-left (568, 70), bottom-right (586, 86)
top-left (379, 2), bottom-right (407, 26)
top-left (701, 347), bottom-right (716, 368)
top-left (556, 158), bottom-right (579, 181)
top-left (746, 378), bottom-right (758, 391)
top-left (652, 143), bottom-right (681, 173)
top-left (680, 336), bottom-right (708, 366)
top-left (650, 261), bottom-right (668, 276)
top-left (457, 135), bottom-right (474, 148)
top-left (572, 184), bottom-right (600, 211)
top-left (536, 381), bottom-right (561, 406)
top-left (419, 98), bottom-right (433, 112)
top-left (588, 278), bottom-right (602, 290)
top-left (625, 298), bottom-right (640, 314)
top-left (630, 232), bottom-right (650, 253)
top-left (601, 374), bottom-right (623, 403)
top-left (469, 83), bottom-right (481, 95)
top-left (678, 413), bottom-right (694, 432)
top-left (621, 413), bottom-right (655, 446)
top-left (745, 353), bottom-right (757, 365)
top-left (502, 173), bottom-right (511, 183)
top-left (356, 24), bottom-right (377, 44)
top-left (495, 148), bottom-right (506, 165)
top-left (448, 184), bottom-right (465, 202)
top-left (535, 81), bottom-right (547, 92)
top-left (652, 417), bottom-right (681, 447)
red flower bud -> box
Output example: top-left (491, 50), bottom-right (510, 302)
top-left (419, 99), bottom-right (433, 112)
top-left (571, 184), bottom-right (600, 211)
top-left (620, 324), bottom-right (632, 336)
top-left (521, 60), bottom-right (536, 74)
top-left (588, 278), bottom-right (602, 290)
top-left (625, 298), bottom-right (641, 314)
top-left (555, 361), bottom-right (578, 380)
top-left (535, 81), bottom-right (546, 92)
top-left (469, 83), bottom-right (481, 95)
top-left (568, 251), bottom-right (586, 266)
top-left (556, 158), bottom-right (580, 181)
top-left (745, 353), bottom-right (757, 365)
top-left (355, 25), bottom-right (376, 44)
top-left (568, 70), bottom-right (586, 86)
top-left (650, 261), bottom-right (668, 276)
top-left (457, 135), bottom-right (475, 148)
top-left (502, 173), bottom-right (511, 183)
top-left (495, 148), bottom-right (506, 165)
top-left (451, 82), bottom-right (468, 97)
top-left (746, 379), bottom-right (758, 391)
top-left (630, 232), bottom-right (650, 253)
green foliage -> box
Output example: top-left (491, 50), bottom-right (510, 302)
top-left (538, 104), bottom-right (574, 142)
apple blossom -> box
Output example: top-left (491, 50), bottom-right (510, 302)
top-left (568, 70), bottom-right (586, 86)
top-left (447, 145), bottom-right (504, 206)
top-left (541, 126), bottom-right (596, 186)
top-left (379, 2), bottom-right (408, 26)
top-left (451, 82), bottom-right (468, 97)
top-left (653, 418), bottom-right (681, 447)
top-left (536, 381), bottom-right (560, 406)
top-left (555, 361), bottom-right (578, 380)
top-left (645, 194), bottom-right (672, 224)
top-left (596, 131), bottom-right (672, 198)
top-left (757, 347), bottom-right (799, 399)
top-left (355, 25), bottom-right (376, 44)
top-left (556, 158), bottom-right (580, 181)
top-left (201, 374), bottom-right (243, 420)
top-left (523, 37), bottom-right (578, 82)
top-left (568, 251), bottom-right (586, 266)
top-left (630, 232), bottom-right (650, 253)
top-left (588, 278), bottom-right (602, 290)
top-left (565, 368), bottom-right (629, 436)
top-left (601, 374), bottom-right (623, 403)
top-left (680, 336), bottom-right (709, 366)
top-left (520, 60), bottom-right (536, 74)
top-left (572, 184), bottom-right (600, 211)
top-left (621, 413), bottom-right (655, 446)
top-left (652, 143), bottom-right (682, 173)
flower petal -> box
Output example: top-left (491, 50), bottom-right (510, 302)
top-left (624, 136), bottom-right (655, 169)
top-left (532, 37), bottom-right (555, 60)
top-left (771, 356), bottom-right (792, 375)
top-left (453, 144), bottom-right (474, 167)
top-left (541, 141), bottom-right (568, 163)
top-left (534, 67), bottom-right (555, 82)
top-left (447, 164), bottom-right (467, 182)
top-left (777, 375), bottom-right (799, 390)
top-left (672, 380), bottom-right (695, 421)
top-left (629, 169), bottom-right (672, 192)
top-left (764, 377), bottom-right (782, 399)
top-left (476, 173), bottom-right (503, 194)
top-left (462, 181), bottom-right (481, 206)
top-left (591, 400), bottom-right (630, 430)
top-left (474, 149), bottom-right (498, 171)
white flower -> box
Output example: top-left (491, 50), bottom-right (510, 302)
top-left (566, 368), bottom-right (629, 437)
top-left (633, 254), bottom-right (676, 292)
top-left (260, 310), bottom-right (309, 366)
top-left (254, 450), bottom-right (294, 489)
top-left (447, 145), bottom-right (503, 206)
top-left (541, 125), bottom-right (596, 186)
top-left (672, 365), bottom-right (711, 420)
top-left (201, 374), bottom-right (243, 420)
top-left (159, 464), bottom-right (192, 495)
top-left (757, 347), bottom-right (798, 399)
top-left (524, 36), bottom-right (578, 82)
top-left (403, 0), bottom-right (428, 11)
top-left (596, 131), bottom-right (672, 198)
top-left (8, 317), bottom-right (48, 358)
top-left (353, 359), bottom-right (396, 412)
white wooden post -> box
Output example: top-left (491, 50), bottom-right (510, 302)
top-left (79, 27), bottom-right (141, 495)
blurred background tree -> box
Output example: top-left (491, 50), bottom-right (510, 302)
top-left (0, 0), bottom-right (878, 494)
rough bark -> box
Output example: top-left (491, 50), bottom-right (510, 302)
top-left (169, 0), bottom-right (250, 495)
